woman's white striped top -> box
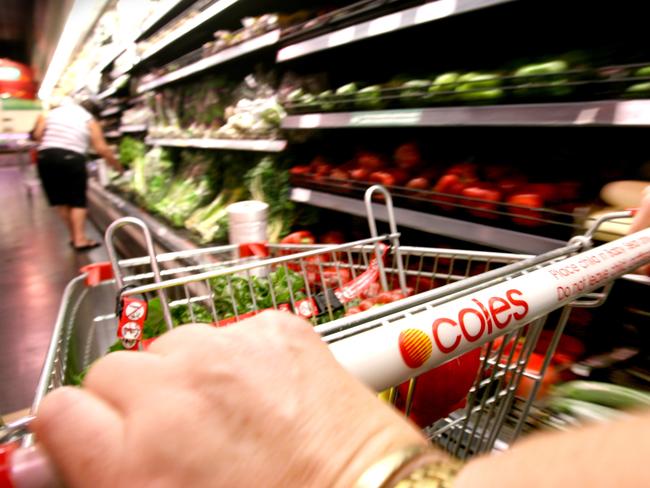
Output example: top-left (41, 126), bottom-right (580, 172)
top-left (39, 103), bottom-right (93, 156)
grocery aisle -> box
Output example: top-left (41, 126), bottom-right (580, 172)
top-left (0, 162), bottom-right (107, 414)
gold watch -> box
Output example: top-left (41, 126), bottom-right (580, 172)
top-left (355, 445), bottom-right (464, 488)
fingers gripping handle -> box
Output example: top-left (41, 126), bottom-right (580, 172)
top-left (1, 445), bottom-right (61, 488)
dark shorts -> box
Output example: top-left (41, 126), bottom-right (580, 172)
top-left (37, 148), bottom-right (87, 208)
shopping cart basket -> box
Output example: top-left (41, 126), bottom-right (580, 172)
top-left (2, 186), bottom-right (649, 485)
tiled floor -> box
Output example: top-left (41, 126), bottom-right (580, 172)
top-left (0, 160), bottom-right (107, 414)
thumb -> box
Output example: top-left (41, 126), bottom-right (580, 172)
top-left (32, 387), bottom-right (124, 488)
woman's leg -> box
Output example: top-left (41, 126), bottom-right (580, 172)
top-left (70, 207), bottom-right (91, 247)
top-left (55, 205), bottom-right (73, 239)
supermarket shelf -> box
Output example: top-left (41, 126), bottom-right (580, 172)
top-left (137, 29), bottom-right (281, 93)
top-left (289, 187), bottom-right (566, 254)
top-left (138, 0), bottom-right (241, 62)
top-left (97, 86), bottom-right (118, 100)
top-left (136, 0), bottom-right (187, 42)
top-left (282, 100), bottom-right (650, 128)
top-left (95, 44), bottom-right (127, 74)
top-left (277, 0), bottom-right (515, 62)
top-left (105, 131), bottom-right (122, 138)
top-left (119, 124), bottom-right (148, 133)
top-left (100, 106), bottom-right (123, 117)
top-left (145, 137), bottom-right (287, 152)
top-left (88, 180), bottom-right (199, 253)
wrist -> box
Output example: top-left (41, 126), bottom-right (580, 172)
top-left (353, 444), bottom-right (463, 488)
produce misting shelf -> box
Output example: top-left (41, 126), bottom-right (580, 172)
top-left (282, 100), bottom-right (650, 128)
top-left (289, 186), bottom-right (566, 254)
top-left (88, 180), bottom-right (200, 255)
top-left (105, 131), bottom-right (122, 139)
top-left (276, 0), bottom-right (517, 62)
top-left (135, 0), bottom-right (189, 43)
top-left (136, 0), bottom-right (243, 64)
top-left (136, 29), bottom-right (280, 93)
top-left (144, 137), bottom-right (287, 152)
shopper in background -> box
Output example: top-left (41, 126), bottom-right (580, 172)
top-left (31, 97), bottom-right (122, 251)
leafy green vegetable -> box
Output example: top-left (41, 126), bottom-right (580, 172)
top-left (119, 136), bottom-right (146, 168)
top-left (132, 147), bottom-right (175, 209)
top-left (153, 150), bottom-right (217, 227)
top-left (244, 156), bottom-right (294, 242)
top-left (210, 267), bottom-right (305, 319)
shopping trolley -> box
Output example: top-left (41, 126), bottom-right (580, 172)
top-left (2, 186), bottom-right (649, 486)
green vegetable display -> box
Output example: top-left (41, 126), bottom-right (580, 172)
top-left (153, 150), bottom-right (217, 227)
top-left (245, 156), bottom-right (294, 242)
top-left (118, 136), bottom-right (146, 168)
top-left (132, 147), bottom-right (175, 209)
top-left (455, 73), bottom-right (503, 102)
top-left (399, 80), bottom-right (430, 107)
top-left (512, 60), bottom-right (571, 97)
top-left (317, 90), bottom-right (335, 111)
top-left (429, 72), bottom-right (460, 102)
top-left (356, 85), bottom-right (385, 110)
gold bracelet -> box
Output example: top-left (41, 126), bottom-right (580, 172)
top-left (354, 445), bottom-right (464, 488)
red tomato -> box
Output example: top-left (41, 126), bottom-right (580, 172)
top-left (396, 347), bottom-right (482, 428)
top-left (369, 171), bottom-right (396, 186)
top-left (330, 168), bottom-right (350, 180)
top-left (446, 162), bottom-right (477, 179)
top-left (507, 193), bottom-right (544, 227)
top-left (524, 183), bottom-right (558, 203)
top-left (309, 155), bottom-right (330, 172)
top-left (320, 230), bottom-right (345, 244)
top-left (497, 177), bottom-right (527, 196)
top-left (394, 142), bottom-right (421, 169)
top-left (461, 186), bottom-right (502, 219)
top-left (345, 306), bottom-right (361, 316)
top-left (289, 165), bottom-right (311, 175)
top-left (432, 174), bottom-right (466, 210)
top-left (376, 291), bottom-right (394, 304)
top-left (386, 169), bottom-right (409, 186)
top-left (406, 177), bottom-right (430, 190)
top-left (357, 152), bottom-right (386, 171)
top-left (359, 298), bottom-right (377, 311)
top-left (350, 167), bottom-right (370, 181)
top-left (363, 282), bottom-right (382, 299)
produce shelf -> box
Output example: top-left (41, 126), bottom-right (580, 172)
top-left (99, 106), bottom-right (123, 117)
top-left (105, 131), bottom-right (122, 138)
top-left (97, 86), bottom-right (118, 100)
top-left (276, 0), bottom-right (515, 62)
top-left (289, 186), bottom-right (567, 254)
top-left (137, 29), bottom-right (281, 93)
top-left (137, 0), bottom-right (242, 63)
top-left (145, 137), bottom-right (287, 152)
top-left (88, 180), bottom-right (200, 254)
top-left (135, 0), bottom-right (188, 42)
top-left (282, 100), bottom-right (650, 128)
top-left (119, 124), bottom-right (148, 133)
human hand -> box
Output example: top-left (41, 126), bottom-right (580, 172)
top-left (33, 312), bottom-right (426, 488)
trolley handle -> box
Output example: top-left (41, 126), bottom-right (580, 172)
top-left (105, 217), bottom-right (174, 332)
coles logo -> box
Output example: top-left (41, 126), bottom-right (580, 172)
top-left (399, 288), bottom-right (529, 367)
top-left (399, 329), bottom-right (432, 368)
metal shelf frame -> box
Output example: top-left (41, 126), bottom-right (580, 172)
top-left (145, 137), bottom-right (287, 151)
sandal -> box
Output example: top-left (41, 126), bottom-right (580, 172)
top-left (73, 240), bottom-right (101, 252)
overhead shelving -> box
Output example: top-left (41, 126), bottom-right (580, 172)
top-left (145, 137), bottom-right (287, 152)
top-left (276, 0), bottom-right (516, 62)
top-left (282, 100), bottom-right (650, 128)
top-left (137, 0), bottom-right (241, 63)
top-left (137, 29), bottom-right (280, 93)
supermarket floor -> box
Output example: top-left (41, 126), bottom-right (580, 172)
top-left (0, 159), bottom-right (107, 415)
